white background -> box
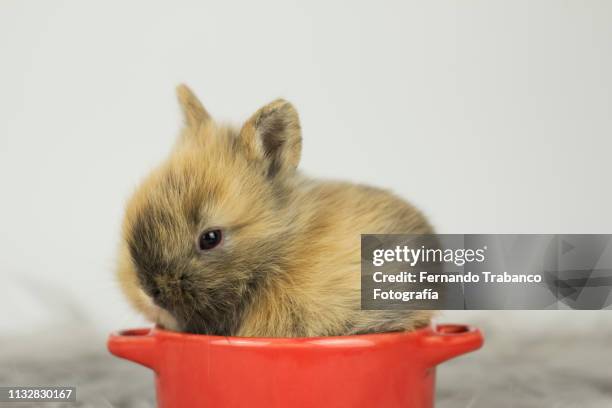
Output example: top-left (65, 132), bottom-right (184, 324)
top-left (1, 1), bottom-right (611, 337)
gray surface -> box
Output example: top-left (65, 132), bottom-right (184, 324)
top-left (437, 330), bottom-right (612, 408)
top-left (1, 323), bottom-right (611, 408)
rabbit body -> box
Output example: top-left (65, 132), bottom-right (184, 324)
top-left (117, 86), bottom-right (433, 337)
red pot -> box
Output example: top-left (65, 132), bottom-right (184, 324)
top-left (108, 324), bottom-right (482, 408)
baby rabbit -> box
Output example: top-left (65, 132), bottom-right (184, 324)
top-left (117, 85), bottom-right (433, 337)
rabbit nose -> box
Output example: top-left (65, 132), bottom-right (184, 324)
top-left (149, 285), bottom-right (167, 307)
top-left (149, 275), bottom-right (185, 308)
top-left (151, 286), bottom-right (176, 310)
top-left (150, 286), bottom-right (162, 299)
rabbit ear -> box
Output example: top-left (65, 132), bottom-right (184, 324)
top-left (176, 84), bottom-right (210, 128)
top-left (239, 99), bottom-right (302, 177)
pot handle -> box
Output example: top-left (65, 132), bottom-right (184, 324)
top-left (420, 324), bottom-right (484, 366)
top-left (107, 327), bottom-right (157, 370)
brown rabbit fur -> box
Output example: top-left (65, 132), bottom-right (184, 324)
top-left (117, 85), bottom-right (434, 337)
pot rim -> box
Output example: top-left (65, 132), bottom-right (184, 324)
top-left (108, 323), bottom-right (483, 369)
top-left (113, 323), bottom-right (478, 347)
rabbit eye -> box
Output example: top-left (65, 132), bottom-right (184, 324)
top-left (198, 229), bottom-right (222, 251)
